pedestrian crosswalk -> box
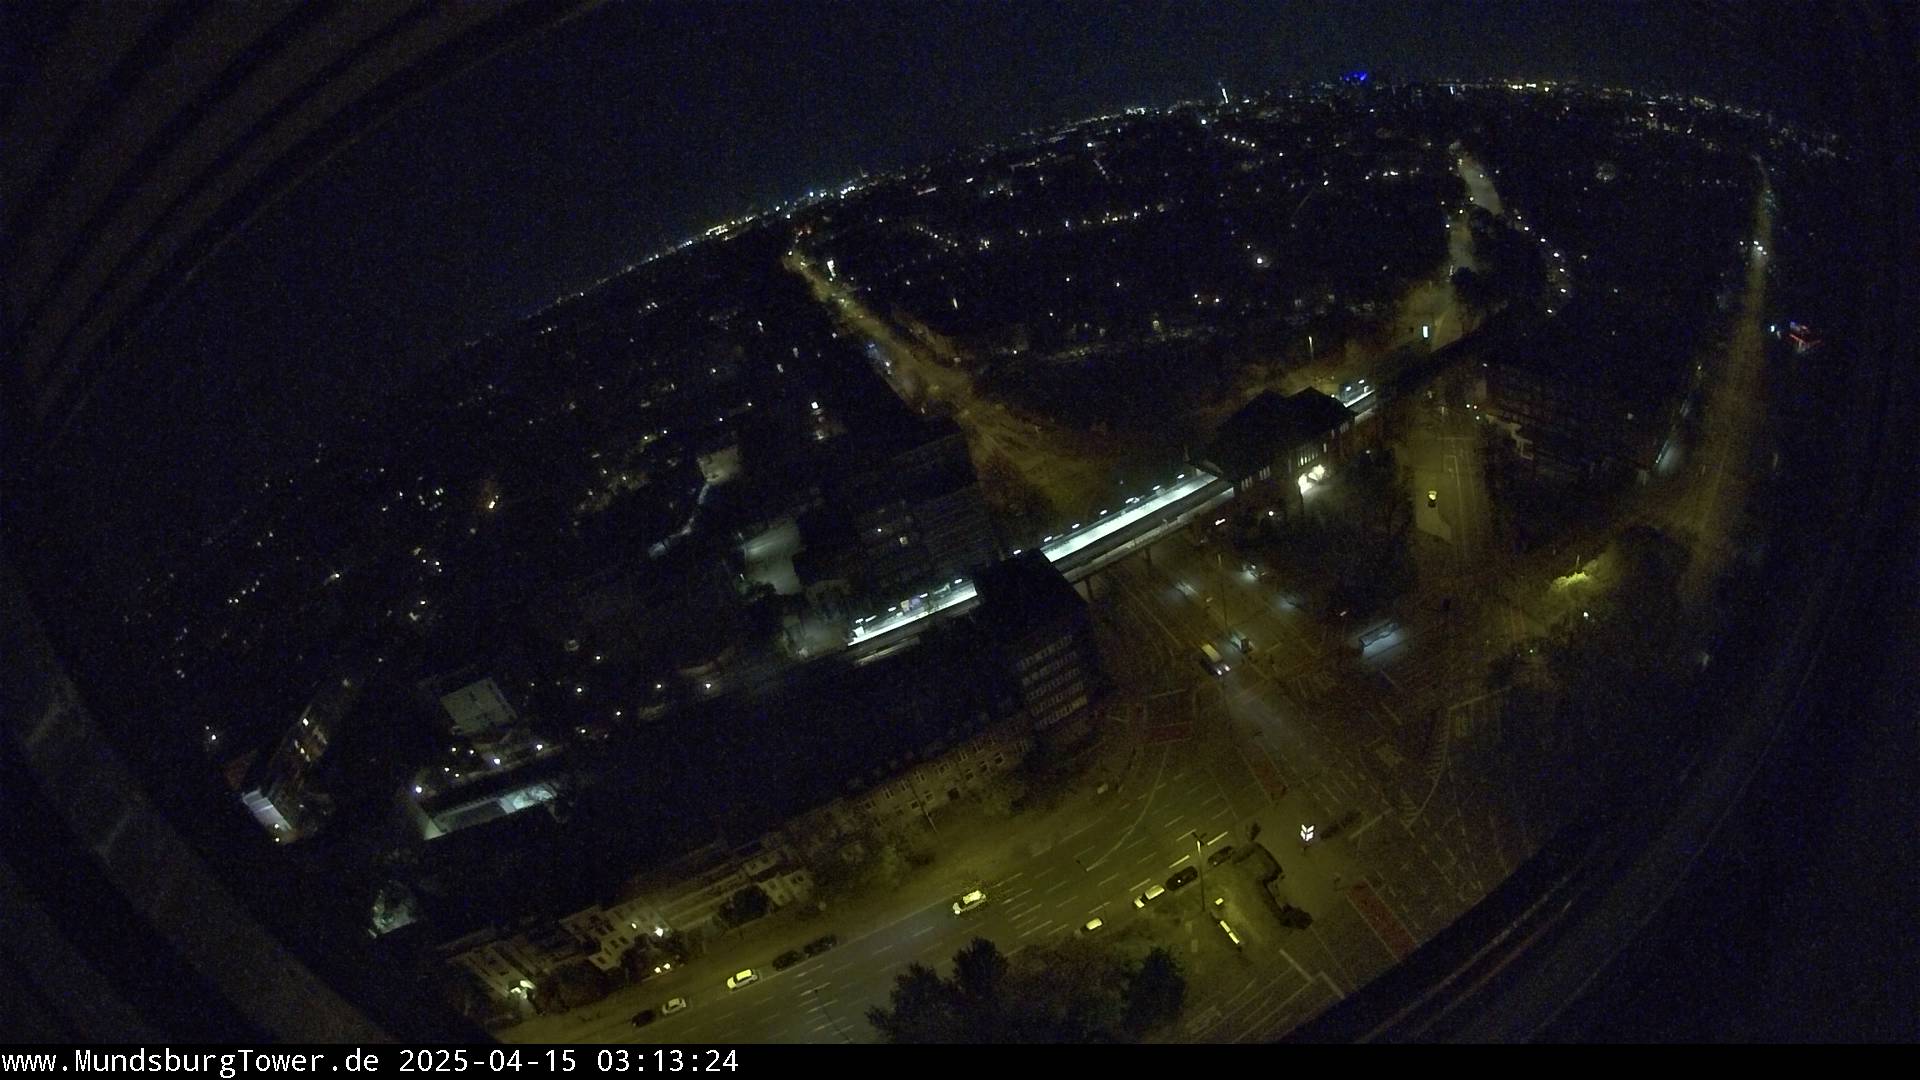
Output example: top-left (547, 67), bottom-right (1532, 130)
top-left (1145, 719), bottom-right (1194, 746)
top-left (1421, 708), bottom-right (1450, 784)
top-left (1449, 693), bottom-right (1506, 743)
top-left (1281, 668), bottom-right (1339, 704)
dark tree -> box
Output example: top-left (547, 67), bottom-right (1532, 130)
top-left (951, 937), bottom-right (1010, 1013)
top-left (1345, 448), bottom-right (1413, 539)
top-left (1451, 265), bottom-right (1495, 316)
top-left (867, 963), bottom-right (965, 1043)
top-left (872, 937), bottom-right (1127, 1043)
top-left (1121, 947), bottom-right (1187, 1036)
top-left (718, 884), bottom-right (771, 926)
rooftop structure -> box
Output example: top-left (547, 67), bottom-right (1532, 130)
top-left (1197, 388), bottom-right (1356, 489)
top-left (974, 550), bottom-right (1104, 731)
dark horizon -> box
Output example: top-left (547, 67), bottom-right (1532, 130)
top-left (31, 2), bottom-right (1833, 593)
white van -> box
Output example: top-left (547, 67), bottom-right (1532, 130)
top-left (1199, 643), bottom-right (1230, 676)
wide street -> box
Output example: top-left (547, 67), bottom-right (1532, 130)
top-left (1110, 535), bottom-right (1528, 917)
top-left (786, 248), bottom-right (1123, 519)
top-left (504, 494), bottom-right (1539, 1045)
top-left (1637, 179), bottom-right (1775, 606)
top-left (507, 722), bottom-right (1274, 1043)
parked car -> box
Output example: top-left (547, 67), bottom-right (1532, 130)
top-left (1166, 866), bottom-right (1199, 891)
top-left (1207, 845), bottom-right (1236, 867)
top-left (952, 888), bottom-right (988, 915)
top-left (1079, 916), bottom-right (1105, 934)
top-left (661, 997), bottom-right (689, 1015)
top-left (803, 934), bottom-right (838, 956)
top-left (1134, 884), bottom-right (1167, 908)
top-left (726, 968), bottom-right (759, 991)
top-left (772, 950), bottom-right (804, 971)
top-left (630, 1009), bottom-right (657, 1028)
top-left (1358, 621), bottom-right (1399, 648)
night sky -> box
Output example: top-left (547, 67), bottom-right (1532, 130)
top-left (77, 0), bottom-right (1787, 570)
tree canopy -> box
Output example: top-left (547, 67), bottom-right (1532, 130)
top-left (867, 938), bottom-right (1187, 1043)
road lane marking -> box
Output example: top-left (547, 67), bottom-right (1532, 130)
top-left (1276, 947), bottom-right (1312, 982)
top-left (1236, 980), bottom-right (1318, 1043)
